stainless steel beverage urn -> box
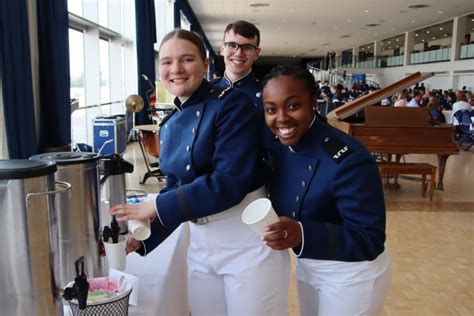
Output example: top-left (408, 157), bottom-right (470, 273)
top-left (30, 152), bottom-right (104, 287)
top-left (0, 159), bottom-right (71, 316)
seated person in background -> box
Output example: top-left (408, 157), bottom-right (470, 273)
top-left (407, 90), bottom-right (422, 107)
top-left (446, 91), bottom-right (456, 110)
top-left (421, 89), bottom-right (432, 107)
top-left (261, 65), bottom-right (391, 316)
top-left (427, 96), bottom-right (446, 123)
top-left (394, 90), bottom-right (408, 107)
top-left (468, 92), bottom-right (474, 107)
top-left (452, 90), bottom-right (472, 125)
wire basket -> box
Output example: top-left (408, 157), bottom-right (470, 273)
top-left (67, 280), bottom-right (132, 316)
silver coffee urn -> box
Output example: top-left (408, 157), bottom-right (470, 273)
top-left (30, 152), bottom-right (104, 287)
top-left (0, 159), bottom-right (71, 316)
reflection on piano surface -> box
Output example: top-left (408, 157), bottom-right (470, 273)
top-left (327, 72), bottom-right (459, 190)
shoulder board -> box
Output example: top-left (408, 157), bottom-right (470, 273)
top-left (209, 86), bottom-right (232, 99)
top-left (159, 109), bottom-right (177, 127)
top-left (321, 136), bottom-right (352, 164)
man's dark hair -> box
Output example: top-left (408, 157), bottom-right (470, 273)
top-left (224, 20), bottom-right (260, 46)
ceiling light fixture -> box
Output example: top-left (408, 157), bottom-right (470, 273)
top-left (412, 20), bottom-right (416, 23)
top-left (249, 3), bottom-right (270, 7)
top-left (364, 10), bottom-right (369, 13)
top-left (408, 4), bottom-right (430, 9)
top-left (438, 10), bottom-right (443, 14)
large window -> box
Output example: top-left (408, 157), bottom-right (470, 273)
top-left (68, 0), bottom-right (137, 148)
top-left (69, 28), bottom-right (85, 108)
top-left (100, 38), bottom-right (110, 105)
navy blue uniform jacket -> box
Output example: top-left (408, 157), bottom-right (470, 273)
top-left (268, 118), bottom-right (386, 262)
top-left (213, 71), bottom-right (262, 106)
top-left (141, 80), bottom-right (263, 255)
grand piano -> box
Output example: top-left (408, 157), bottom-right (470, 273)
top-left (327, 72), bottom-right (459, 190)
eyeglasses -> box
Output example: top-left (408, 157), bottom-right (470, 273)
top-left (224, 42), bottom-right (258, 54)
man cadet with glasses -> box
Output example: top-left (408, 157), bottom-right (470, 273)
top-left (214, 20), bottom-right (262, 106)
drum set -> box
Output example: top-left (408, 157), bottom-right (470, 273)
top-left (126, 94), bottom-right (173, 184)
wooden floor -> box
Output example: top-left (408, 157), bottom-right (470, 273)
top-left (124, 143), bottom-right (474, 315)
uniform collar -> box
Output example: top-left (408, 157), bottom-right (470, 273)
top-left (173, 79), bottom-right (212, 111)
top-left (288, 115), bottom-right (318, 154)
top-left (223, 70), bottom-right (255, 87)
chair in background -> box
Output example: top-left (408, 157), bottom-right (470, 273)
top-left (453, 109), bottom-right (474, 151)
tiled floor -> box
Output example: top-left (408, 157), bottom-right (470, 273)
top-left (124, 142), bottom-right (474, 315)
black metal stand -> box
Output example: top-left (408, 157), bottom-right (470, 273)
top-left (135, 129), bottom-right (165, 184)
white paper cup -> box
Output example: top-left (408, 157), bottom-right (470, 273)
top-left (103, 235), bottom-right (127, 271)
top-left (242, 198), bottom-right (280, 236)
top-left (128, 219), bottom-right (151, 241)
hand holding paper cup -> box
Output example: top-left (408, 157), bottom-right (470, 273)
top-left (126, 191), bottom-right (151, 241)
top-left (127, 219), bottom-right (151, 241)
top-left (242, 198), bottom-right (279, 236)
top-left (103, 235), bottom-right (127, 271)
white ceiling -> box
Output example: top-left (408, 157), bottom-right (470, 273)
top-left (188, 0), bottom-right (474, 58)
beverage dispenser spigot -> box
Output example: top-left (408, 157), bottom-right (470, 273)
top-left (102, 216), bottom-right (121, 244)
top-left (63, 256), bottom-right (89, 310)
top-left (100, 154), bottom-right (134, 235)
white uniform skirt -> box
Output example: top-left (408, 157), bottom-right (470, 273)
top-left (297, 249), bottom-right (392, 316)
top-left (187, 186), bottom-right (291, 316)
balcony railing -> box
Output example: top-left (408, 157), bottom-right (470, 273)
top-left (460, 43), bottom-right (474, 59)
top-left (410, 47), bottom-right (451, 64)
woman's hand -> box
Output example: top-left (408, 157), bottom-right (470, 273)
top-left (126, 236), bottom-right (143, 254)
top-left (262, 216), bottom-right (302, 250)
top-left (110, 200), bottom-right (157, 222)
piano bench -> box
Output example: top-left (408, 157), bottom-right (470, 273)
top-left (377, 162), bottom-right (437, 201)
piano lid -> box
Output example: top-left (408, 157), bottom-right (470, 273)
top-left (327, 72), bottom-right (434, 120)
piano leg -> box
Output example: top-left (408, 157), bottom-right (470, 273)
top-left (436, 154), bottom-right (449, 191)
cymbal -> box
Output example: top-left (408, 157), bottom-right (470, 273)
top-left (125, 94), bottom-right (144, 113)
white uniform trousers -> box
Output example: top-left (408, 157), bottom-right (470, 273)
top-left (297, 249), bottom-right (392, 316)
top-left (187, 188), bottom-right (290, 316)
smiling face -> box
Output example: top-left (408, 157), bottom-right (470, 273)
top-left (220, 30), bottom-right (260, 82)
top-left (159, 37), bottom-right (208, 101)
top-left (262, 76), bottom-right (315, 146)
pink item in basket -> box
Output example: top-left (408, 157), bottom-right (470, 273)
top-left (87, 277), bottom-right (119, 293)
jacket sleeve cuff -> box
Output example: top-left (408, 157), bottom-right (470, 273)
top-left (136, 241), bottom-right (147, 256)
top-left (292, 221), bottom-right (305, 257)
